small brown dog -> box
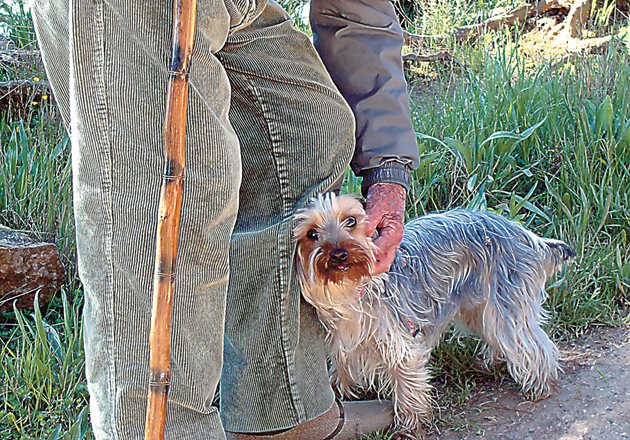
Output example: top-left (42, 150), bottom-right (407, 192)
top-left (294, 193), bottom-right (574, 438)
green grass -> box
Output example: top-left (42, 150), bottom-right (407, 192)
top-left (1, 0), bottom-right (628, 438)
top-left (406, 41), bottom-right (629, 336)
top-left (0, 117), bottom-right (74, 267)
top-left (1, 292), bottom-right (89, 439)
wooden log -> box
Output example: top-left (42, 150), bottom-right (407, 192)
top-left (0, 79), bottom-right (52, 113)
top-left (402, 51), bottom-right (458, 63)
top-left (0, 49), bottom-right (41, 65)
top-left (403, 31), bottom-right (448, 46)
top-left (565, 0), bottom-right (592, 37)
top-left (0, 79), bottom-right (50, 97)
top-left (401, 0), bottom-right (573, 48)
top-left (453, 5), bottom-right (531, 40)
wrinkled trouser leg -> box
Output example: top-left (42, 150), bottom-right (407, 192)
top-left (32, 0), bottom-right (355, 437)
top-left (218, 1), bottom-right (355, 432)
top-left (32, 0), bottom-right (239, 438)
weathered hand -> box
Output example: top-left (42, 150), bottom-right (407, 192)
top-left (364, 182), bottom-right (406, 275)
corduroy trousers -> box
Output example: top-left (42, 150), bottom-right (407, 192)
top-left (32, 0), bottom-right (355, 437)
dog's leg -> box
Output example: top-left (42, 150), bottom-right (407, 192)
top-left (329, 349), bottom-right (361, 399)
top-left (482, 302), bottom-right (559, 399)
top-left (456, 304), bottom-right (501, 369)
top-left (381, 338), bottom-right (433, 439)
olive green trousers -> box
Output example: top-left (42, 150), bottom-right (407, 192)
top-left (32, 0), bottom-right (355, 437)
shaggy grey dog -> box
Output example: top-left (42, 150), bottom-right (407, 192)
top-left (294, 193), bottom-right (575, 438)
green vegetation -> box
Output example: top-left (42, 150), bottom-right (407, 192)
top-left (408, 45), bottom-right (629, 338)
top-left (1, 0), bottom-right (627, 438)
top-left (1, 293), bottom-right (88, 439)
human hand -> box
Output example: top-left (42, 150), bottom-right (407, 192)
top-left (364, 182), bottom-right (406, 275)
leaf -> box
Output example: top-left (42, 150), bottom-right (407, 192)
top-left (478, 118), bottom-right (546, 149)
top-left (520, 200), bottom-right (551, 223)
top-left (593, 188), bottom-right (613, 236)
top-left (479, 130), bottom-right (522, 148)
top-left (33, 294), bottom-right (50, 353)
top-left (64, 406), bottom-right (90, 440)
top-left (18, 120), bottom-right (29, 165)
top-left (466, 174), bottom-right (478, 192)
top-left (619, 119), bottom-right (630, 149)
top-left (47, 425), bottom-right (62, 440)
top-left (512, 183), bottom-right (538, 214)
top-left (43, 319), bottom-right (63, 362)
top-left (547, 278), bottom-right (565, 289)
top-left (417, 133), bottom-right (474, 173)
top-left (444, 137), bottom-right (473, 172)
top-left (417, 132), bottom-right (450, 150)
top-left (518, 118), bottom-right (547, 139)
top-left (595, 95), bottom-right (614, 134)
top-left (50, 136), bottom-right (69, 161)
top-left (544, 178), bottom-right (574, 229)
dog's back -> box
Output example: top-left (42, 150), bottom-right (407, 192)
top-left (383, 209), bottom-right (574, 334)
top-left (400, 208), bottom-right (574, 271)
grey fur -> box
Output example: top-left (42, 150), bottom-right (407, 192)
top-left (383, 209), bottom-right (572, 347)
top-left (295, 194), bottom-right (575, 438)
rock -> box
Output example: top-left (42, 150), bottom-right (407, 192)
top-left (0, 226), bottom-right (65, 313)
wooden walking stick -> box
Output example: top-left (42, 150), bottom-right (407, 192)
top-left (145, 1), bottom-right (198, 438)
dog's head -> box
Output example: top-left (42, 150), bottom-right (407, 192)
top-left (294, 193), bottom-right (376, 307)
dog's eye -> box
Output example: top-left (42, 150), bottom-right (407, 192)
top-left (307, 229), bottom-right (319, 240)
top-left (345, 217), bottom-right (357, 228)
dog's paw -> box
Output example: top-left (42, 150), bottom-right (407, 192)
top-left (390, 412), bottom-right (431, 440)
top-left (389, 426), bottom-right (427, 440)
top-left (523, 379), bottom-right (557, 402)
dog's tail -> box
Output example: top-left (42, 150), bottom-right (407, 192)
top-left (545, 239), bottom-right (576, 261)
top-left (542, 238), bottom-right (576, 273)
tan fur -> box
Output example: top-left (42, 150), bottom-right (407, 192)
top-left (294, 193), bottom-right (565, 439)
top-left (294, 194), bottom-right (376, 308)
top-left (294, 194), bottom-right (431, 438)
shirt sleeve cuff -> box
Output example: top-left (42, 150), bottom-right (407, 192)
top-left (360, 161), bottom-right (412, 197)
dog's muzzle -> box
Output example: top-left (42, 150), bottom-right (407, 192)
top-left (328, 248), bottom-right (350, 272)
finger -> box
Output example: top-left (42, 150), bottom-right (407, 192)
top-left (365, 208), bottom-right (404, 239)
top-left (374, 221), bottom-right (404, 249)
top-left (372, 244), bottom-right (397, 275)
top-left (372, 227), bottom-right (404, 274)
top-left (363, 207), bottom-right (382, 237)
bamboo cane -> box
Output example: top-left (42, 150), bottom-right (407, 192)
top-left (144, 1), bottom-right (198, 438)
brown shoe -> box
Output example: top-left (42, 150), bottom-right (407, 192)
top-left (226, 399), bottom-right (393, 440)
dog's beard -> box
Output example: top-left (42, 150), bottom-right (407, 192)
top-left (297, 240), bottom-right (375, 308)
top-left (314, 241), bottom-right (374, 285)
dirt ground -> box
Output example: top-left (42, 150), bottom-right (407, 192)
top-left (430, 325), bottom-right (630, 440)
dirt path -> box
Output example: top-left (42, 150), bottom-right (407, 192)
top-left (430, 326), bottom-right (630, 440)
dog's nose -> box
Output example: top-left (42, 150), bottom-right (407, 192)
top-left (329, 248), bottom-right (349, 264)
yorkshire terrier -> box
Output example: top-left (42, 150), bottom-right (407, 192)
top-left (293, 193), bottom-right (575, 438)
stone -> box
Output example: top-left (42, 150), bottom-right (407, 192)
top-left (0, 226), bottom-right (65, 313)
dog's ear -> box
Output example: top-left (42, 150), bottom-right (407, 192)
top-left (334, 193), bottom-right (368, 219)
top-left (293, 207), bottom-right (308, 224)
top-left (293, 200), bottom-right (320, 243)
top-left (347, 193), bottom-right (368, 211)
top-left (336, 192), bottom-right (364, 203)
top-left (294, 194), bottom-right (322, 223)
top-left (292, 210), bottom-right (309, 241)
top-left (324, 192), bottom-right (366, 210)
